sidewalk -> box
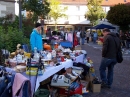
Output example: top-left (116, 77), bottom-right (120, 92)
top-left (85, 42), bottom-right (130, 60)
top-left (81, 43), bottom-right (130, 97)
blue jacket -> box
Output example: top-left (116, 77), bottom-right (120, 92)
top-left (30, 29), bottom-right (43, 52)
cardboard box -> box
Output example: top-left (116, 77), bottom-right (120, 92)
top-left (85, 73), bottom-right (96, 82)
top-left (92, 83), bottom-right (101, 93)
top-left (85, 73), bottom-right (90, 82)
top-left (89, 73), bottom-right (96, 81)
top-left (75, 46), bottom-right (81, 50)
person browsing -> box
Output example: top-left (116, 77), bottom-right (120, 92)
top-left (99, 28), bottom-right (120, 88)
top-left (30, 23), bottom-right (43, 52)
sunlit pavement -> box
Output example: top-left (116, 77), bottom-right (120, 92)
top-left (80, 42), bottom-right (130, 97)
top-left (84, 42), bottom-right (130, 61)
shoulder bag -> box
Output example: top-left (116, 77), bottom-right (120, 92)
top-left (113, 37), bottom-right (123, 63)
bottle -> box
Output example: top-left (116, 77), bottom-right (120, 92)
top-left (33, 47), bottom-right (40, 62)
top-left (34, 47), bottom-right (37, 54)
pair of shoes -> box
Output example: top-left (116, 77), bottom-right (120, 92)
top-left (101, 82), bottom-right (111, 89)
top-left (107, 85), bottom-right (111, 89)
top-left (101, 82), bottom-right (107, 88)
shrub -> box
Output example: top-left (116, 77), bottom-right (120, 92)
top-left (0, 26), bottom-right (29, 52)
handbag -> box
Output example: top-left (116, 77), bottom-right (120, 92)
top-left (116, 50), bottom-right (123, 63)
top-left (113, 37), bottom-right (123, 63)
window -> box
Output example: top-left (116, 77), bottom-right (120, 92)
top-left (78, 16), bottom-right (80, 21)
top-left (76, 6), bottom-right (80, 11)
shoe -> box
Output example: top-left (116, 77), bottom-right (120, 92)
top-left (107, 85), bottom-right (111, 89)
top-left (101, 82), bottom-right (111, 89)
top-left (101, 82), bottom-right (108, 88)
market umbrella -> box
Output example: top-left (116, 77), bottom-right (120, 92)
top-left (91, 24), bottom-right (115, 29)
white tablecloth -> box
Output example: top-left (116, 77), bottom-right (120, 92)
top-left (75, 54), bottom-right (84, 63)
top-left (6, 54), bottom-right (85, 93)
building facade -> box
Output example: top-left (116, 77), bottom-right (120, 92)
top-left (46, 0), bottom-right (130, 31)
top-left (0, 0), bottom-right (130, 31)
top-left (0, 1), bottom-right (15, 17)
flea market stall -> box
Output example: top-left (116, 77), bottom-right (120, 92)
top-left (0, 34), bottom-right (101, 97)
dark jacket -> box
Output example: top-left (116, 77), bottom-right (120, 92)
top-left (80, 31), bottom-right (86, 38)
top-left (46, 30), bottom-right (52, 37)
top-left (102, 33), bottom-right (121, 59)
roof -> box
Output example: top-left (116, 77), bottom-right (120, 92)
top-left (0, 0), bottom-right (15, 3)
top-left (102, 0), bottom-right (130, 6)
top-left (60, 0), bottom-right (130, 6)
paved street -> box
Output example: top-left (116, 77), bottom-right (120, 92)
top-left (81, 42), bottom-right (130, 97)
top-left (86, 42), bottom-right (130, 60)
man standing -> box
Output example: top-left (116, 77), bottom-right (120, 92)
top-left (99, 28), bottom-right (120, 88)
top-left (93, 31), bottom-right (98, 43)
top-left (30, 23), bottom-right (43, 52)
top-left (86, 30), bottom-right (91, 43)
top-left (80, 30), bottom-right (86, 45)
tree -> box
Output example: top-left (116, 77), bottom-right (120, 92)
top-left (107, 4), bottom-right (130, 31)
top-left (85, 0), bottom-right (106, 26)
top-left (0, 14), bottom-right (29, 52)
top-left (49, 0), bottom-right (68, 30)
top-left (22, 0), bottom-right (50, 23)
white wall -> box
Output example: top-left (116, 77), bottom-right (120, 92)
top-left (0, 3), bottom-right (6, 17)
top-left (55, 4), bottom-right (111, 25)
top-left (47, 3), bottom-right (118, 31)
top-left (15, 1), bottom-right (19, 16)
top-left (102, 6), bottom-right (110, 13)
top-left (55, 5), bottom-right (88, 24)
top-left (0, 1), bottom-right (15, 17)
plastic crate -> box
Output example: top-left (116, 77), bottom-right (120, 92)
top-left (60, 41), bottom-right (73, 48)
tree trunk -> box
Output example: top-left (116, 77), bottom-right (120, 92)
top-left (54, 20), bottom-right (57, 31)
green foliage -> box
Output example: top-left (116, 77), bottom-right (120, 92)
top-left (22, 18), bottom-right (34, 38)
top-left (0, 14), bottom-right (30, 52)
top-left (85, 0), bottom-right (106, 25)
top-left (0, 26), bottom-right (29, 52)
top-left (6, 15), bottom-right (34, 38)
top-left (0, 14), bottom-right (14, 30)
top-left (22, 0), bottom-right (50, 22)
top-left (49, 0), bottom-right (68, 29)
top-left (107, 4), bottom-right (130, 31)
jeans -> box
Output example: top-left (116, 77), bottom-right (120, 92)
top-left (0, 74), bottom-right (15, 97)
top-left (81, 38), bottom-right (85, 45)
top-left (23, 81), bottom-right (30, 97)
top-left (0, 76), bottom-right (8, 96)
top-left (93, 37), bottom-right (97, 43)
top-left (99, 57), bottom-right (117, 86)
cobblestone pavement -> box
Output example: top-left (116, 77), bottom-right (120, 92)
top-left (81, 43), bottom-right (130, 97)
